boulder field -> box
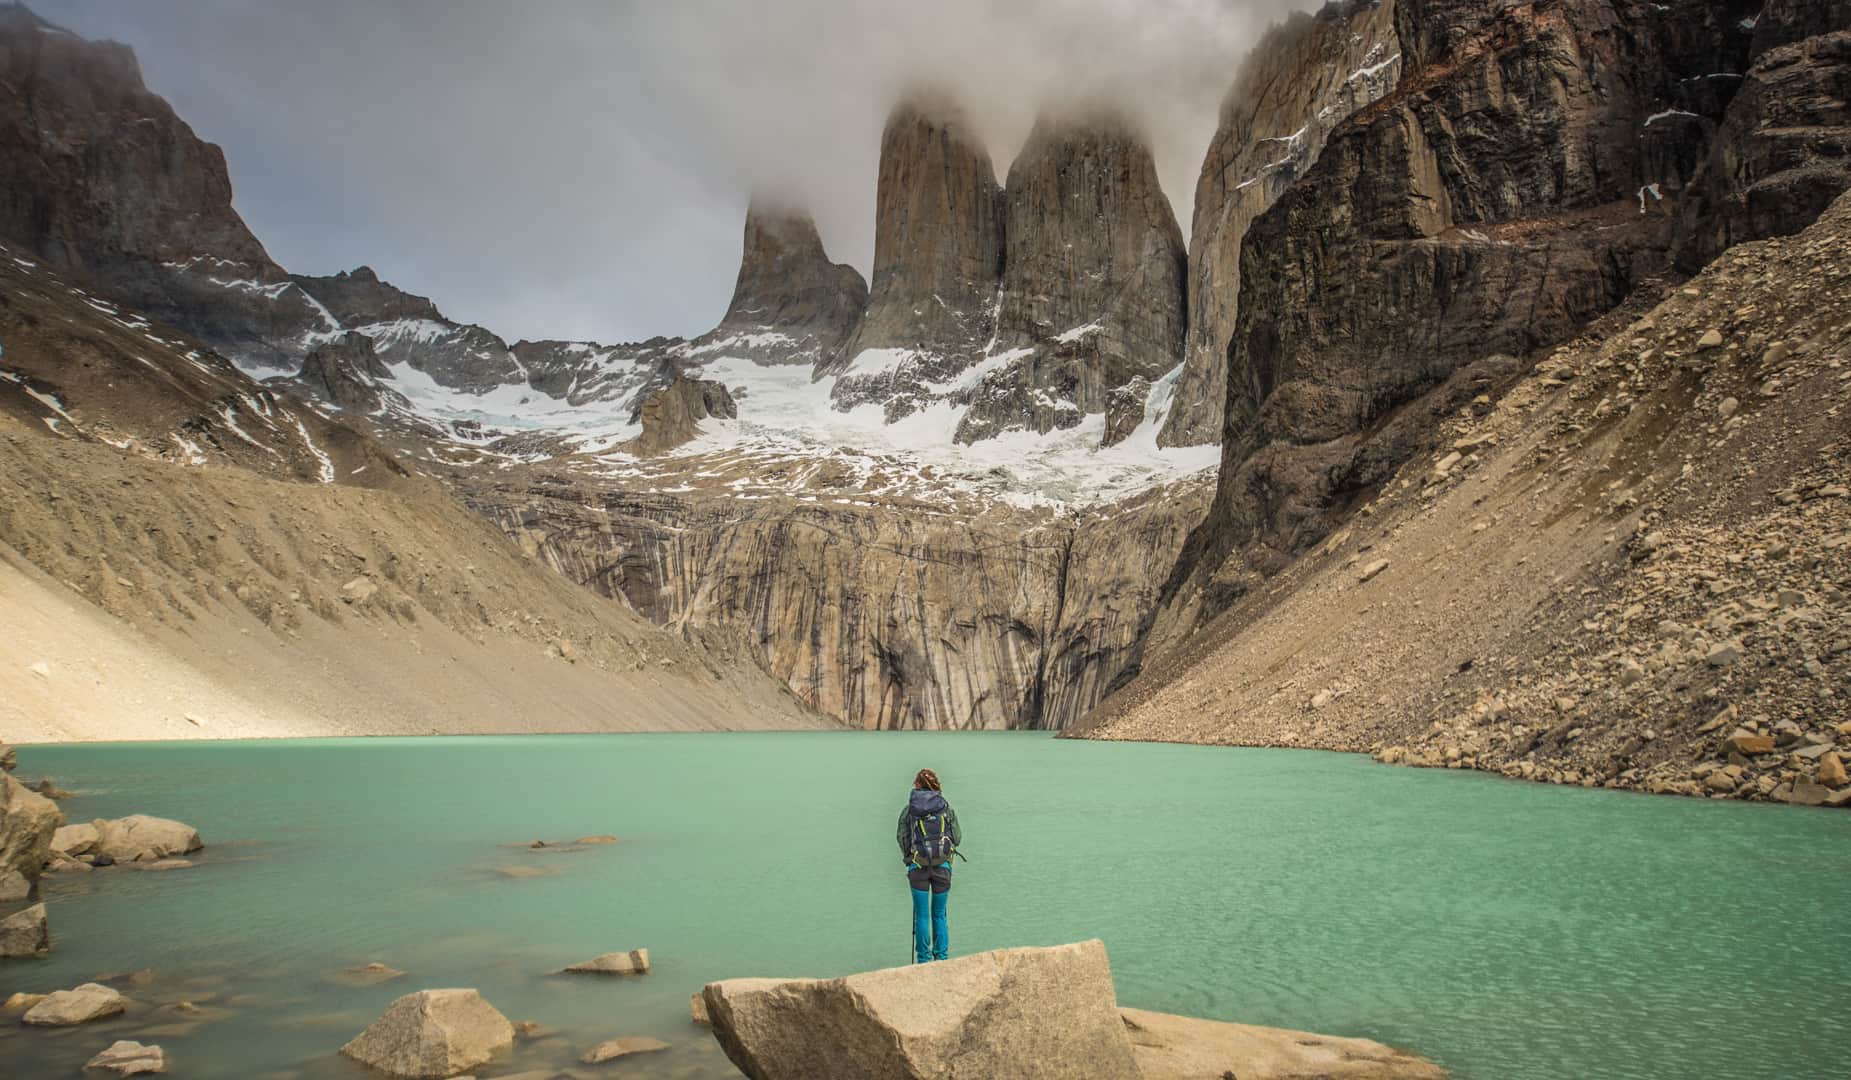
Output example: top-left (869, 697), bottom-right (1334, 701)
top-left (702, 940), bottom-right (1441, 1080)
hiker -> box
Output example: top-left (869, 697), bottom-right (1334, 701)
top-left (898, 767), bottom-right (961, 963)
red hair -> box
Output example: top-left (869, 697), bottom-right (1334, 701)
top-left (914, 768), bottom-right (941, 791)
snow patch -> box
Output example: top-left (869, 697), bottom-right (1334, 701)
top-left (287, 413), bottom-right (336, 482)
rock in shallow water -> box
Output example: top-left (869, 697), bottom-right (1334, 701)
top-left (52, 821), bottom-right (99, 856)
top-left (581, 1035), bottom-right (670, 1063)
top-left (1, 773), bottom-right (62, 888)
top-left (90, 815), bottom-right (202, 863)
top-left (562, 948), bottom-right (649, 975)
top-left (0, 901), bottom-right (49, 956)
top-left (339, 989), bottom-right (514, 1078)
top-left (23, 982), bottom-right (126, 1025)
top-left (1121, 1006), bottom-right (1445, 1079)
top-left (84, 1040), bottom-right (166, 1076)
top-left (703, 939), bottom-right (1141, 1079)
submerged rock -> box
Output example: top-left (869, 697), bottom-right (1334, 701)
top-left (1122, 1006), bottom-right (1445, 1079)
top-left (23, 982), bottom-right (127, 1026)
top-left (562, 948), bottom-right (649, 975)
top-left (702, 940), bottom-right (1140, 1079)
top-left (340, 989), bottom-right (514, 1079)
top-left (333, 962), bottom-right (408, 987)
top-left (84, 1040), bottom-right (166, 1076)
top-left (691, 991), bottom-right (710, 1025)
top-left (581, 1036), bottom-right (670, 1064)
top-left (0, 901), bottom-right (50, 957)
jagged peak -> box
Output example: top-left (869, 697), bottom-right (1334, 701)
top-left (0, 2), bottom-right (143, 83)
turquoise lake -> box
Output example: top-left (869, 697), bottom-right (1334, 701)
top-left (3, 732), bottom-right (1849, 1079)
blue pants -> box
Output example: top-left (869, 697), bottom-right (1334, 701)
top-left (907, 864), bottom-right (950, 963)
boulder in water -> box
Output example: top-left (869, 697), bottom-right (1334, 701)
top-left (0, 901), bottom-right (50, 956)
top-left (691, 991), bottom-right (710, 1025)
top-left (52, 822), bottom-right (100, 856)
top-left (1, 773), bottom-right (63, 889)
top-left (84, 1040), bottom-right (166, 1076)
top-left (0, 868), bottom-right (28, 901)
top-left (562, 948), bottom-right (649, 975)
top-left (702, 940), bottom-right (1141, 1079)
top-left (340, 989), bottom-right (514, 1078)
top-left (581, 1035), bottom-right (670, 1063)
top-left (1121, 1006), bottom-right (1446, 1079)
top-left (23, 982), bottom-right (127, 1025)
top-left (91, 816), bottom-right (203, 862)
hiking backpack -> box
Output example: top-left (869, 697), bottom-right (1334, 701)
top-left (908, 803), bottom-right (956, 866)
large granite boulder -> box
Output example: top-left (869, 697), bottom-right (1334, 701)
top-left (340, 989), bottom-right (514, 1078)
top-left (91, 816), bottom-right (203, 863)
top-left (1122, 1007), bottom-right (1445, 1079)
top-left (0, 901), bottom-right (49, 957)
top-left (23, 982), bottom-right (126, 1025)
top-left (0, 773), bottom-right (63, 890)
top-left (51, 821), bottom-right (99, 856)
top-left (702, 939), bottom-right (1141, 1079)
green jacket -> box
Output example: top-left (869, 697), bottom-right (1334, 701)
top-left (898, 790), bottom-right (961, 867)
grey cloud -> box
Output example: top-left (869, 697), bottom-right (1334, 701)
top-left (36, 0), bottom-right (1313, 344)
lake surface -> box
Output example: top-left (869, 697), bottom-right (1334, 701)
top-left (4, 733), bottom-right (1848, 1079)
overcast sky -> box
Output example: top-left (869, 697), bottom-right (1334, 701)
top-left (38, 0), bottom-right (1311, 344)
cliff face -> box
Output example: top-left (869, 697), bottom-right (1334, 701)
top-left (466, 479), bottom-right (1209, 731)
top-left (1674, 2), bottom-right (1851, 268)
top-left (827, 97), bottom-right (1006, 418)
top-left (955, 110), bottom-right (1187, 446)
top-left (1154, 0), bottom-right (1767, 637)
top-left (1160, 0), bottom-right (1401, 448)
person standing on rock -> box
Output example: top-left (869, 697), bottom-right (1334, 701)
top-left (898, 768), bottom-right (961, 963)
